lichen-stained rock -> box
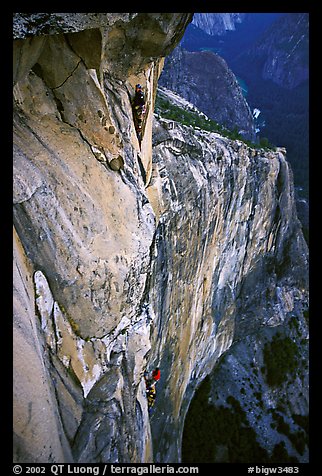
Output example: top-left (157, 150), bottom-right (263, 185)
top-left (101, 13), bottom-right (194, 80)
top-left (71, 328), bottom-right (153, 463)
top-left (34, 269), bottom-right (151, 400)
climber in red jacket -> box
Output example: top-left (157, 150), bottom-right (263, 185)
top-left (152, 367), bottom-right (161, 383)
top-left (144, 367), bottom-right (160, 412)
top-left (144, 367), bottom-right (161, 389)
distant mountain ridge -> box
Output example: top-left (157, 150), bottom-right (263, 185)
top-left (183, 13), bottom-right (284, 61)
top-left (232, 13), bottom-right (309, 89)
top-left (180, 12), bottom-right (309, 237)
top-left (159, 46), bottom-right (256, 141)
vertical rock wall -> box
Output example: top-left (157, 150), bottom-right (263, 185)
top-left (13, 13), bottom-right (192, 463)
top-left (146, 116), bottom-right (308, 462)
top-left (13, 228), bottom-right (74, 463)
top-left (13, 13), bottom-right (308, 464)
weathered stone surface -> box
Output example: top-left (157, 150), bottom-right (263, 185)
top-left (13, 103), bottom-right (154, 339)
top-left (13, 12), bottom-right (308, 464)
top-left (67, 29), bottom-right (103, 71)
top-left (146, 115), bottom-right (308, 462)
top-left (13, 12), bottom-right (192, 464)
top-left (13, 13), bottom-right (139, 39)
top-left (13, 36), bottom-right (47, 85)
top-left (13, 228), bottom-right (73, 463)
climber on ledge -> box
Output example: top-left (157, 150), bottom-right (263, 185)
top-left (132, 84), bottom-right (146, 145)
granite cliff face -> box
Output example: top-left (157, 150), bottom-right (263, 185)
top-left (13, 13), bottom-right (308, 464)
top-left (13, 12), bottom-right (192, 463)
top-left (146, 111), bottom-right (308, 462)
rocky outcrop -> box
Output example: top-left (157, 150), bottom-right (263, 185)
top-left (159, 46), bottom-right (256, 141)
top-left (13, 12), bottom-right (308, 464)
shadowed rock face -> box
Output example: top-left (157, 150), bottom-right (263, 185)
top-left (13, 13), bottom-right (308, 464)
top-left (232, 13), bottom-right (309, 90)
